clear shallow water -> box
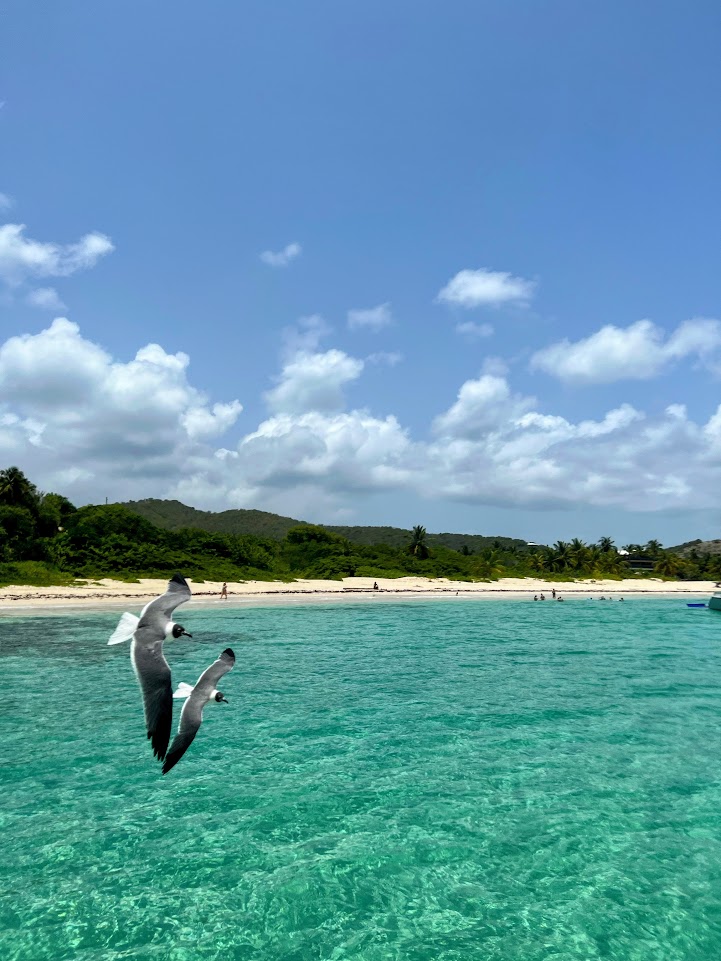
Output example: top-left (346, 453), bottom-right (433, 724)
top-left (2, 598), bottom-right (721, 960)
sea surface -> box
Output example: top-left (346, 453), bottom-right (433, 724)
top-left (2, 597), bottom-right (721, 960)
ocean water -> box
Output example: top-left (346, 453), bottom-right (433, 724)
top-left (2, 597), bottom-right (721, 960)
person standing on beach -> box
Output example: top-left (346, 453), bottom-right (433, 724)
top-left (221, 582), bottom-right (228, 600)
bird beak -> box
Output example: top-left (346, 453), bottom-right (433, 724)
top-left (220, 696), bottom-right (229, 704)
top-left (182, 631), bottom-right (193, 638)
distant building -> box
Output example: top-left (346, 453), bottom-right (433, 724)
top-left (621, 552), bottom-right (655, 571)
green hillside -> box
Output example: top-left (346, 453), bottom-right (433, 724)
top-left (668, 538), bottom-right (721, 557)
top-left (118, 499), bottom-right (302, 539)
top-left (120, 499), bottom-right (531, 551)
top-left (6, 467), bottom-right (721, 588)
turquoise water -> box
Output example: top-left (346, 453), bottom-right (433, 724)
top-left (2, 598), bottom-right (721, 960)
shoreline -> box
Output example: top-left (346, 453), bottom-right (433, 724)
top-left (0, 575), bottom-right (716, 614)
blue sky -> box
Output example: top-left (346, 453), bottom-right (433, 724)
top-left (2, 0), bottom-right (721, 546)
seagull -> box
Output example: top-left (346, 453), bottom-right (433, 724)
top-left (107, 573), bottom-right (193, 762)
top-left (162, 648), bottom-right (235, 775)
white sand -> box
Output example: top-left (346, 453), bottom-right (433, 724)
top-left (0, 575), bottom-right (716, 613)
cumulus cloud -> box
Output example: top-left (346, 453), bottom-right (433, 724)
top-left (531, 317), bottom-right (721, 384)
top-left (0, 319), bottom-right (242, 500)
top-left (432, 374), bottom-right (534, 441)
top-left (265, 349), bottom-right (364, 415)
top-left (4, 320), bottom-right (721, 517)
top-left (237, 410), bottom-right (413, 495)
top-left (0, 224), bottom-right (114, 287)
top-left (26, 287), bottom-right (66, 311)
top-left (437, 268), bottom-right (535, 308)
top-left (181, 401), bottom-right (244, 440)
top-left (347, 303), bottom-right (393, 331)
top-left (259, 242), bottom-right (302, 267)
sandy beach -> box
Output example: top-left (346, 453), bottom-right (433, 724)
top-left (0, 575), bottom-right (716, 612)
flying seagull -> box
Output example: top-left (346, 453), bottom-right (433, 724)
top-left (163, 647), bottom-right (235, 775)
top-left (108, 573), bottom-right (193, 762)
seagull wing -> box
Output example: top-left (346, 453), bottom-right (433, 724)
top-left (162, 649), bottom-right (235, 775)
top-left (131, 637), bottom-right (173, 761)
top-left (193, 648), bottom-right (236, 698)
top-left (162, 690), bottom-right (204, 774)
top-left (138, 574), bottom-right (192, 632)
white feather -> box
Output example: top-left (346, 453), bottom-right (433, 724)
top-left (107, 612), bottom-right (140, 645)
top-left (173, 681), bottom-right (195, 699)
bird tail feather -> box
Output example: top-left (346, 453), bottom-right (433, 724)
top-left (173, 682), bottom-right (195, 699)
top-left (107, 612), bottom-right (140, 645)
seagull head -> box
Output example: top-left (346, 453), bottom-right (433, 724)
top-left (171, 623), bottom-right (193, 639)
top-left (214, 691), bottom-right (229, 704)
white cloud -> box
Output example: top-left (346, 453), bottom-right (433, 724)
top-left (26, 287), bottom-right (66, 311)
top-left (0, 193), bottom-right (12, 211)
top-left (432, 374), bottom-right (534, 441)
top-left (437, 268), bottom-right (535, 308)
top-left (0, 319), bottom-right (242, 500)
top-left (259, 242), bottom-right (302, 267)
top-left (0, 224), bottom-right (114, 287)
top-left (531, 318), bottom-right (721, 384)
top-left (265, 349), bottom-right (364, 415)
top-left (232, 410), bottom-right (414, 502)
top-left (4, 320), bottom-right (721, 517)
top-left (281, 314), bottom-right (331, 356)
top-left (347, 303), bottom-right (393, 331)
top-left (181, 401), bottom-right (244, 440)
top-left (456, 321), bottom-right (494, 338)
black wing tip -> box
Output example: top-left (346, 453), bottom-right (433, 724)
top-left (161, 756), bottom-right (177, 775)
top-left (169, 573), bottom-right (189, 588)
top-left (222, 647), bottom-right (235, 661)
top-left (147, 731), bottom-right (169, 761)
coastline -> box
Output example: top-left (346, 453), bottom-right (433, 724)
top-left (0, 575), bottom-right (715, 614)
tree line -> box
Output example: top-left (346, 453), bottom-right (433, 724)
top-left (1, 466), bottom-right (720, 586)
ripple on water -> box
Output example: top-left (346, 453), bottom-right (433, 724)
top-left (2, 599), bottom-right (721, 960)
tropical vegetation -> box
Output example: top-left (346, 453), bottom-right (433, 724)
top-left (1, 467), bottom-right (720, 587)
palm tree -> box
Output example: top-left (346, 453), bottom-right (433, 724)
top-left (476, 548), bottom-right (503, 579)
top-left (527, 552), bottom-right (547, 574)
top-left (548, 541), bottom-right (571, 572)
top-left (645, 539), bottom-right (663, 558)
top-left (569, 538), bottom-right (588, 571)
top-left (583, 544), bottom-right (602, 575)
top-left (622, 543), bottom-right (643, 554)
top-left (599, 550), bottom-right (626, 576)
top-left (0, 467), bottom-right (38, 511)
top-left (597, 536), bottom-right (615, 553)
top-left (653, 553), bottom-right (682, 578)
top-left (408, 525), bottom-right (429, 560)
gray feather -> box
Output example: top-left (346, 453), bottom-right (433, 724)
top-left (137, 574), bottom-right (192, 635)
top-left (162, 648), bottom-right (235, 774)
top-left (130, 574), bottom-right (192, 761)
top-left (131, 640), bottom-right (172, 761)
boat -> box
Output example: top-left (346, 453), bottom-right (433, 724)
top-left (687, 602), bottom-right (707, 608)
top-left (709, 593), bottom-right (721, 611)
